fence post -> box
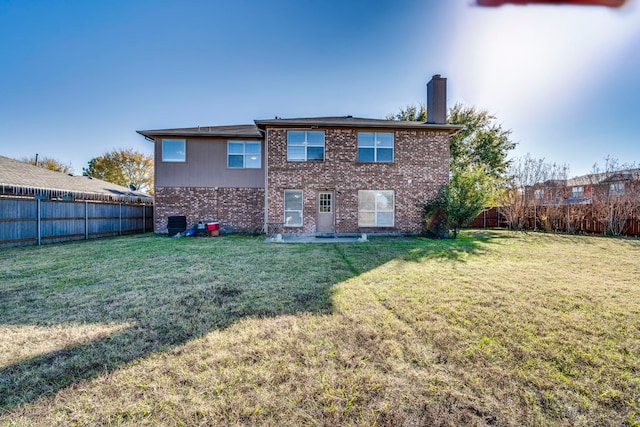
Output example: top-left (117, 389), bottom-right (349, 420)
top-left (119, 203), bottom-right (122, 236)
top-left (142, 205), bottom-right (145, 233)
top-left (37, 199), bottom-right (41, 246)
top-left (85, 201), bottom-right (89, 240)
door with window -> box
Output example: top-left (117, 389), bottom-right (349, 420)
top-left (316, 191), bottom-right (335, 233)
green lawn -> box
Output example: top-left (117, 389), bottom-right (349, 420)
top-left (0, 231), bottom-right (639, 426)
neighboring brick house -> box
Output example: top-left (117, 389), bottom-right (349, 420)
top-left (138, 75), bottom-right (462, 235)
top-left (531, 169), bottom-right (640, 206)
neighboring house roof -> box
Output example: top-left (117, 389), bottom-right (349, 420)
top-left (137, 124), bottom-right (262, 139)
top-left (533, 169), bottom-right (640, 206)
top-left (137, 116), bottom-right (463, 139)
top-left (547, 169), bottom-right (640, 187)
top-left (0, 155), bottom-right (152, 203)
top-left (255, 116), bottom-right (463, 133)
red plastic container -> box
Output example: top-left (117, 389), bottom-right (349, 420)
top-left (207, 222), bottom-right (220, 231)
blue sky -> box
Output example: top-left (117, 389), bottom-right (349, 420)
top-left (1, 0), bottom-right (639, 177)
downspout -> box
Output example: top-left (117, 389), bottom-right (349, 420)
top-left (258, 127), bottom-right (268, 234)
top-left (143, 134), bottom-right (156, 232)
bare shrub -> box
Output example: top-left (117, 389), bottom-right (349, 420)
top-left (499, 155), bottom-right (568, 230)
top-left (588, 157), bottom-right (639, 236)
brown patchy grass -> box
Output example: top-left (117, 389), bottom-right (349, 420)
top-left (0, 323), bottom-right (130, 367)
top-left (0, 231), bottom-right (639, 426)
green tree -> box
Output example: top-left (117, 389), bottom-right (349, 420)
top-left (19, 155), bottom-right (73, 174)
top-left (423, 167), bottom-right (493, 238)
top-left (448, 103), bottom-right (515, 188)
top-left (386, 103), bottom-right (427, 121)
top-left (83, 148), bottom-right (153, 193)
top-left (445, 167), bottom-right (494, 238)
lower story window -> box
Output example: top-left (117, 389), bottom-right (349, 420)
top-left (284, 190), bottom-right (303, 227)
top-left (358, 190), bottom-right (394, 227)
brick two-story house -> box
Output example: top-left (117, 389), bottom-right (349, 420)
top-left (138, 75), bottom-right (462, 235)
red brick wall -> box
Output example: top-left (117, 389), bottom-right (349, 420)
top-left (154, 187), bottom-right (264, 232)
top-left (266, 127), bottom-right (450, 233)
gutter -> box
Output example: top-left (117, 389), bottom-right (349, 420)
top-left (136, 129), bottom-right (262, 139)
top-left (254, 120), bottom-right (463, 134)
top-left (257, 126), bottom-right (269, 234)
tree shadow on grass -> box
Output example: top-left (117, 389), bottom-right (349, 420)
top-left (0, 284), bottom-right (309, 409)
top-left (0, 232), bottom-right (497, 410)
top-left (361, 230), bottom-right (511, 265)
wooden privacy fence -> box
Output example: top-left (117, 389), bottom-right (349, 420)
top-left (0, 198), bottom-right (154, 248)
top-left (467, 207), bottom-right (509, 229)
top-left (468, 206), bottom-right (640, 237)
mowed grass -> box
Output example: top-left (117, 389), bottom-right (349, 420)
top-left (0, 231), bottom-right (639, 426)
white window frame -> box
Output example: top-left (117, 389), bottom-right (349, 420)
top-left (284, 189), bottom-right (303, 227)
top-left (287, 130), bottom-right (325, 162)
top-left (227, 141), bottom-right (261, 169)
top-left (358, 190), bottom-right (395, 227)
top-left (534, 189), bottom-right (544, 200)
top-left (610, 182), bottom-right (625, 195)
top-left (572, 186), bottom-right (584, 198)
top-left (357, 132), bottom-right (394, 163)
top-left (162, 139), bottom-right (186, 162)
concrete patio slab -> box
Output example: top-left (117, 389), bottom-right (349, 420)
top-left (265, 233), bottom-right (369, 243)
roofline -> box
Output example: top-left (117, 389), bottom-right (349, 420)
top-left (1, 183), bottom-right (152, 204)
top-left (136, 128), bottom-right (262, 139)
top-left (137, 119), bottom-right (464, 139)
top-left (253, 119), bottom-right (463, 134)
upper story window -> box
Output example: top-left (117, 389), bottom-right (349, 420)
top-left (610, 182), bottom-right (625, 195)
top-left (572, 186), bottom-right (584, 198)
top-left (162, 139), bottom-right (186, 162)
top-left (287, 131), bottom-right (325, 162)
top-left (358, 132), bottom-right (394, 163)
top-left (228, 141), bottom-right (261, 168)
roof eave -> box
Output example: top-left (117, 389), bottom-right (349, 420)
top-left (254, 120), bottom-right (463, 134)
top-left (1, 182), bottom-right (153, 204)
top-left (136, 130), bottom-right (262, 139)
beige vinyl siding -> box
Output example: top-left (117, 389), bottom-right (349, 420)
top-left (154, 137), bottom-right (264, 188)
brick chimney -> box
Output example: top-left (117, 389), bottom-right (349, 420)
top-left (426, 74), bottom-right (447, 124)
